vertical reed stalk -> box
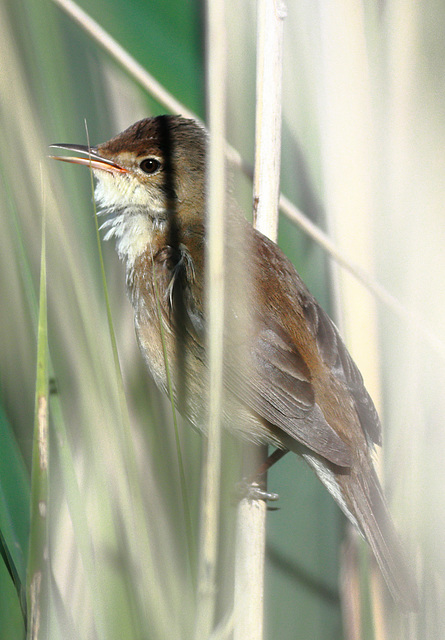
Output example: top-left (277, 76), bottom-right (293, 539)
top-left (27, 201), bottom-right (49, 640)
top-left (234, 2), bottom-right (285, 639)
top-left (194, 0), bottom-right (227, 636)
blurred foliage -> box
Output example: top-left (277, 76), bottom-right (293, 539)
top-left (0, 408), bottom-right (29, 637)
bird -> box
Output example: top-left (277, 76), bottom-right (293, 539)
top-left (50, 114), bottom-right (417, 610)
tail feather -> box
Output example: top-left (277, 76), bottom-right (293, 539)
top-left (346, 461), bottom-right (418, 611)
top-left (305, 452), bottom-right (418, 611)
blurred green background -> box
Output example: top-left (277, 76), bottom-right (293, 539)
top-left (1, 0), bottom-right (444, 638)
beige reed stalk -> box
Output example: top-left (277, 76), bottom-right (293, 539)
top-left (193, 0), bottom-right (227, 637)
top-left (234, 2), bottom-right (286, 640)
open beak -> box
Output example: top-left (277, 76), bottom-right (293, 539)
top-left (49, 143), bottom-right (128, 174)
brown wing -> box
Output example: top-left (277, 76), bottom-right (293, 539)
top-left (301, 295), bottom-right (382, 446)
top-left (228, 316), bottom-right (353, 466)
top-left (249, 230), bottom-right (382, 451)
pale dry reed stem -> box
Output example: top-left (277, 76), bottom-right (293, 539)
top-left (234, 3), bottom-right (285, 640)
top-left (194, 0), bottom-right (227, 637)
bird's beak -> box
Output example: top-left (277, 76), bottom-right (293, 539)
top-left (49, 143), bottom-right (128, 174)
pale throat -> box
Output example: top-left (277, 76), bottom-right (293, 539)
top-left (94, 171), bottom-right (168, 267)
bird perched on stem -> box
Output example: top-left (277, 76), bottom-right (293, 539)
top-left (50, 114), bottom-right (417, 611)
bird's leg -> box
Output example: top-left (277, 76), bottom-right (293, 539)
top-left (236, 448), bottom-right (289, 503)
top-left (249, 447), bottom-right (289, 481)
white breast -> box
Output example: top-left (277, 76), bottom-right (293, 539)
top-left (94, 172), bottom-right (166, 267)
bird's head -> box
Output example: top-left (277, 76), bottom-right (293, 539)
top-left (50, 115), bottom-right (207, 264)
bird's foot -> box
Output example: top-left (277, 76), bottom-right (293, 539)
top-left (234, 478), bottom-right (280, 503)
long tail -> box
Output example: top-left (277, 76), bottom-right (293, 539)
top-left (306, 453), bottom-right (418, 611)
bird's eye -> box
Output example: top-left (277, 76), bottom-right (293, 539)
top-left (139, 158), bottom-right (161, 174)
